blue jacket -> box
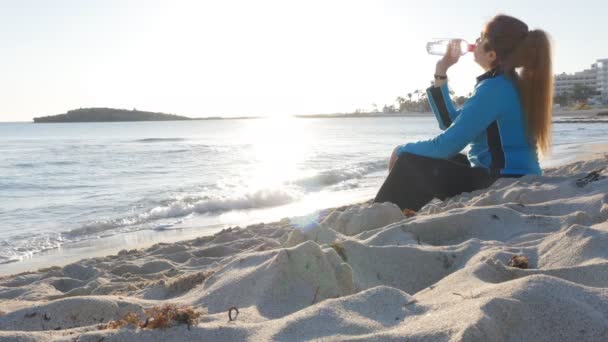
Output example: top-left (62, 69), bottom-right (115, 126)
top-left (396, 68), bottom-right (542, 176)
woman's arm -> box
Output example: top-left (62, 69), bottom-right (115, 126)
top-left (434, 62), bottom-right (449, 88)
top-left (397, 80), bottom-right (503, 159)
top-left (434, 40), bottom-right (462, 87)
top-left (425, 40), bottom-right (463, 130)
top-left (426, 81), bottom-right (461, 130)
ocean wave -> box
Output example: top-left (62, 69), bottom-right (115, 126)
top-left (0, 233), bottom-right (66, 265)
top-left (147, 188), bottom-right (298, 219)
top-left (11, 161), bottom-right (78, 168)
top-left (13, 163), bottom-right (36, 168)
top-left (62, 217), bottom-right (143, 238)
top-left (47, 161), bottom-right (78, 166)
top-left (133, 138), bottom-right (187, 143)
top-left (292, 160), bottom-right (386, 189)
top-left (63, 188), bottom-right (300, 238)
top-left (0, 182), bottom-right (97, 191)
top-left (164, 149), bottom-right (190, 154)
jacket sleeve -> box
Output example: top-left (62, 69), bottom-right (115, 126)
top-left (397, 80), bottom-right (502, 159)
top-left (426, 82), bottom-right (461, 130)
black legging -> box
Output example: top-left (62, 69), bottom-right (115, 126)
top-left (374, 152), bottom-right (501, 211)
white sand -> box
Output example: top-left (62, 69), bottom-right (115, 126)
top-left (2, 150), bottom-right (608, 341)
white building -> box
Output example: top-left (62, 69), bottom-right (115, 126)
top-left (554, 58), bottom-right (608, 104)
top-left (597, 58), bottom-right (608, 103)
top-left (554, 65), bottom-right (598, 95)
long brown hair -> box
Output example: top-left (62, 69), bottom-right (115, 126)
top-left (483, 15), bottom-right (553, 156)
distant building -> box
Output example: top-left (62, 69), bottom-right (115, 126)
top-left (598, 58), bottom-right (608, 103)
top-left (554, 58), bottom-right (608, 104)
top-left (553, 66), bottom-right (598, 95)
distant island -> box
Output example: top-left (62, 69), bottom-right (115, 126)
top-left (33, 108), bottom-right (192, 123)
top-left (32, 108), bottom-right (270, 123)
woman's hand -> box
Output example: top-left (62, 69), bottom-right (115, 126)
top-left (436, 39), bottom-right (462, 75)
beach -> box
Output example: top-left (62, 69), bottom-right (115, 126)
top-left (3, 0), bottom-right (608, 339)
top-left (1, 142), bottom-right (608, 341)
top-left (2, 112), bottom-right (607, 271)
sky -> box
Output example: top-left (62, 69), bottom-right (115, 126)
top-left (1, 0), bottom-right (607, 121)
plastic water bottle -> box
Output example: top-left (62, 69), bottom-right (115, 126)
top-left (426, 39), bottom-right (475, 56)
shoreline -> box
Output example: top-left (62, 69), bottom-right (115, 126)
top-left (0, 224), bottom-right (227, 277)
top-left (2, 107), bottom-right (606, 124)
top-left (1, 141), bottom-right (607, 277)
top-left (2, 145), bottom-right (608, 340)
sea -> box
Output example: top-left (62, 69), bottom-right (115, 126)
top-left (1, 116), bottom-right (606, 272)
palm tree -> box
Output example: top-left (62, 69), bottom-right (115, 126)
top-left (395, 96), bottom-right (406, 113)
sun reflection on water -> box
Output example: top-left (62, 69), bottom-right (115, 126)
top-left (243, 117), bottom-right (312, 190)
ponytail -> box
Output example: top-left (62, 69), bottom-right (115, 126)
top-left (504, 30), bottom-right (554, 156)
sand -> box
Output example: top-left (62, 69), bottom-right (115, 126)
top-left (2, 149), bottom-right (608, 341)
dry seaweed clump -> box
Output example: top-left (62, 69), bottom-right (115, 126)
top-left (99, 304), bottom-right (202, 330)
top-left (144, 304), bottom-right (201, 329)
top-left (102, 312), bottom-right (141, 329)
top-left (402, 208), bottom-right (417, 218)
top-left (508, 255), bottom-right (529, 269)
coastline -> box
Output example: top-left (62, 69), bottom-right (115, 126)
top-left (2, 144), bottom-right (608, 340)
top-left (1, 139), bottom-right (607, 277)
top-left (7, 106), bottom-right (607, 124)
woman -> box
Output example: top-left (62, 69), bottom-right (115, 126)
top-left (374, 14), bottom-right (553, 211)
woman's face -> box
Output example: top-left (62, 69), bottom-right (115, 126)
top-left (473, 32), bottom-right (497, 71)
